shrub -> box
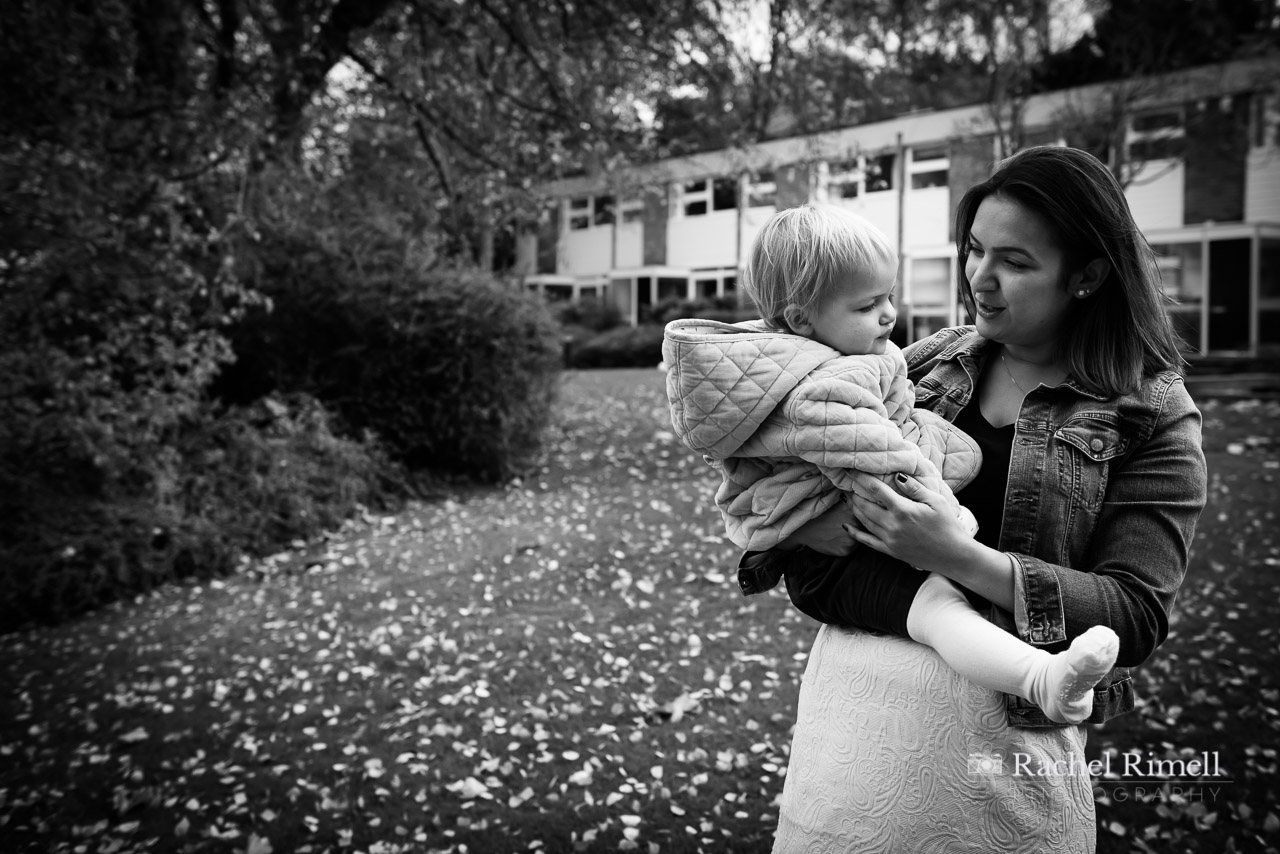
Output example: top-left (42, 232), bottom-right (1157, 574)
top-left (0, 145), bottom-right (408, 629)
top-left (553, 297), bottom-right (622, 333)
top-left (568, 324), bottom-right (668, 368)
top-left (645, 296), bottom-right (756, 326)
top-left (0, 393), bottom-right (403, 630)
top-left (221, 250), bottom-right (564, 481)
top-left (338, 271), bottom-right (563, 480)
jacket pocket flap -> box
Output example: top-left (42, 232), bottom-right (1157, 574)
top-left (1056, 416), bottom-right (1128, 462)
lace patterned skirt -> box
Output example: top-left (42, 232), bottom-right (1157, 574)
top-left (773, 624), bottom-right (1095, 853)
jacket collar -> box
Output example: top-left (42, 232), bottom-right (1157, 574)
top-left (933, 328), bottom-right (1110, 402)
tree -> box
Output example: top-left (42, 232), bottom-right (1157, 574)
top-left (1038, 0), bottom-right (1278, 183)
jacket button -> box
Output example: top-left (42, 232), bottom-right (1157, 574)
top-left (1090, 438), bottom-right (1105, 452)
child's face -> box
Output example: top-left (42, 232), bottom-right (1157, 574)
top-left (807, 260), bottom-right (898, 356)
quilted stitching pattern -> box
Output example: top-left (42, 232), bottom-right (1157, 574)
top-left (663, 318), bottom-right (983, 551)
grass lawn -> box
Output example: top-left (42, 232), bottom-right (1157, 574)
top-left (1, 368), bottom-right (1278, 854)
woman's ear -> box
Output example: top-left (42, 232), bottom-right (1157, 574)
top-left (1070, 258), bottom-right (1110, 299)
top-left (782, 303), bottom-right (813, 335)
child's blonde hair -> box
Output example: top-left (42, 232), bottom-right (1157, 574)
top-left (743, 203), bottom-right (898, 330)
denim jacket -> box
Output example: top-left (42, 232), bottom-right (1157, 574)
top-left (773, 326), bottom-right (1208, 727)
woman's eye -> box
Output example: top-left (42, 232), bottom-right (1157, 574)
top-left (1006, 259), bottom-right (1026, 271)
top-left (969, 246), bottom-right (985, 257)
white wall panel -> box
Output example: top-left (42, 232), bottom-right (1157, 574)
top-left (1126, 161), bottom-right (1185, 231)
top-left (738, 205), bottom-right (776, 264)
top-left (666, 210), bottom-right (739, 268)
top-left (904, 187), bottom-right (950, 248)
top-left (562, 227), bottom-right (614, 275)
top-left (615, 223), bottom-right (644, 268)
top-left (836, 193), bottom-right (900, 248)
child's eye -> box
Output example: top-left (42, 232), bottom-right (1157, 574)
top-left (858, 305), bottom-right (876, 313)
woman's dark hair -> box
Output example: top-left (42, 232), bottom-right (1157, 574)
top-left (953, 145), bottom-right (1188, 397)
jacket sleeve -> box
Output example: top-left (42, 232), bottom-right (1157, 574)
top-left (741, 375), bottom-right (968, 512)
top-left (1009, 380), bottom-right (1207, 667)
top-left (714, 459), bottom-right (844, 551)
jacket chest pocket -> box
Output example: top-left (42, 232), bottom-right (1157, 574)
top-left (913, 380), bottom-right (960, 419)
top-left (1054, 415), bottom-right (1129, 510)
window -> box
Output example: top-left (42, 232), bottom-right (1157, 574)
top-left (682, 180), bottom-right (708, 215)
top-left (829, 160), bottom-right (861, 199)
top-left (827, 153), bottom-right (896, 199)
top-left (567, 195), bottom-right (618, 230)
top-left (1251, 92), bottom-right (1279, 149)
top-left (864, 154), bottom-right (895, 193)
top-left (1152, 241), bottom-right (1204, 351)
top-left (568, 197), bottom-right (591, 230)
top-left (910, 146), bottom-right (949, 190)
top-left (620, 199), bottom-right (644, 224)
top-left (746, 171), bottom-right (776, 208)
top-left (1261, 238), bottom-right (1280, 347)
top-left (1127, 111), bottom-right (1184, 162)
top-left (713, 177), bottom-right (738, 210)
top-left (593, 195), bottom-right (615, 226)
top-left (682, 177), bottom-right (739, 216)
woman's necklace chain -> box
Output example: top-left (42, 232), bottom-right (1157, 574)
top-left (1000, 352), bottom-right (1029, 394)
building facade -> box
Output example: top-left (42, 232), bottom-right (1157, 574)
top-left (525, 57), bottom-right (1280, 358)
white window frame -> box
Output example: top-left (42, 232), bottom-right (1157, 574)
top-left (746, 170), bottom-right (777, 208)
top-left (679, 177), bottom-right (739, 217)
top-left (619, 198), bottom-right (644, 224)
top-left (565, 195), bottom-right (616, 231)
top-left (909, 147), bottom-right (950, 190)
top-left (825, 153), bottom-right (896, 200)
top-left (1126, 109), bottom-right (1185, 163)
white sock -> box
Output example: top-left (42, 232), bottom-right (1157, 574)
top-left (906, 573), bottom-right (1119, 724)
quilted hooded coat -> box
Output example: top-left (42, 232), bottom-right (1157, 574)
top-left (663, 318), bottom-right (982, 551)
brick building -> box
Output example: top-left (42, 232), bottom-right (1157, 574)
top-left (524, 57), bottom-right (1280, 358)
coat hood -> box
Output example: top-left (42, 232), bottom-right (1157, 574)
top-left (662, 317), bottom-right (899, 458)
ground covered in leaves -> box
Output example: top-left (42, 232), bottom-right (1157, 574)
top-left (1, 370), bottom-right (1278, 854)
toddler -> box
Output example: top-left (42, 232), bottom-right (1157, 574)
top-left (663, 203), bottom-right (1118, 724)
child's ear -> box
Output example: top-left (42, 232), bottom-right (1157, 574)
top-left (782, 304), bottom-right (812, 335)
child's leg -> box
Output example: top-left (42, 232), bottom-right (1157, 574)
top-left (905, 573), bottom-right (1119, 725)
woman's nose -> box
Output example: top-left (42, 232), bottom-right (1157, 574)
top-left (969, 256), bottom-right (995, 291)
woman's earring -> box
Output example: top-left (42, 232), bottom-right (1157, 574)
top-left (1077, 289), bottom-right (1089, 297)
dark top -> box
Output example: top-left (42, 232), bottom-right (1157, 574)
top-left (952, 394), bottom-right (1015, 550)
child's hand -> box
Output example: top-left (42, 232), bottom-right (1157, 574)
top-left (780, 503), bottom-right (858, 555)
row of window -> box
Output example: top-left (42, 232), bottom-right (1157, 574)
top-left (565, 108), bottom-right (1214, 232)
top-left (567, 151), bottom-right (951, 231)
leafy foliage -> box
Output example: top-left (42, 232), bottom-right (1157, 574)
top-left (220, 194), bottom-right (564, 482)
top-left (0, 1), bottom-right (413, 625)
top-left (568, 325), bottom-right (669, 369)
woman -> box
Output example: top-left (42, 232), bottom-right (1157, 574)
top-left (757, 146), bottom-right (1208, 852)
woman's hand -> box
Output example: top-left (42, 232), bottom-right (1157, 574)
top-left (846, 475), bottom-right (973, 571)
top-left (780, 502), bottom-right (858, 555)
